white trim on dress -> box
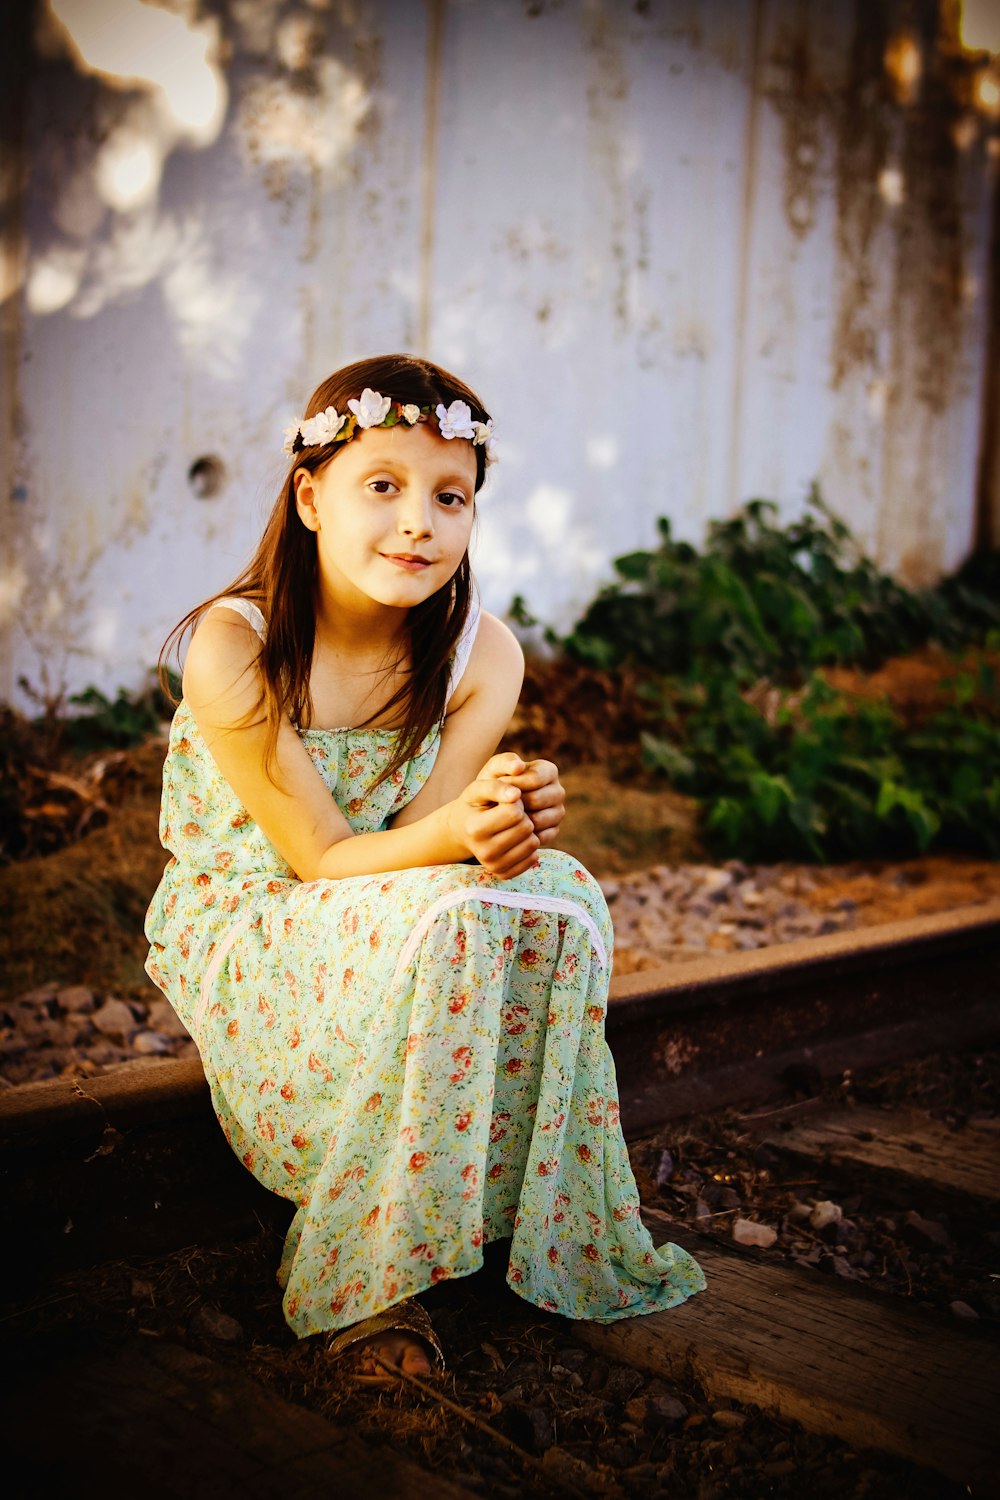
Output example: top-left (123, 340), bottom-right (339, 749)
top-left (194, 910), bottom-right (256, 1044)
top-left (392, 887), bottom-right (607, 987)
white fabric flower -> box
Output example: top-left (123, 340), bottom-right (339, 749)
top-left (300, 406), bottom-right (347, 446)
top-left (401, 404), bottom-right (421, 425)
top-left (435, 400), bottom-right (476, 440)
top-left (282, 422), bottom-right (301, 455)
top-left (348, 388), bottom-right (392, 428)
top-left (474, 419), bottom-right (498, 465)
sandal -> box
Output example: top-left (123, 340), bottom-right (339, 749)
top-left (325, 1298), bottom-right (446, 1386)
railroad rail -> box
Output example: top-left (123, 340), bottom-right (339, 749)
top-left (2, 900), bottom-right (999, 1496)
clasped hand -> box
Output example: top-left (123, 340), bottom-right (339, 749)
top-left (448, 753), bottom-right (566, 879)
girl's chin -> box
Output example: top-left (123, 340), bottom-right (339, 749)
top-left (358, 574), bottom-right (450, 609)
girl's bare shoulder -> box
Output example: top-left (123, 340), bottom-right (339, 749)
top-left (182, 604), bottom-right (263, 723)
top-left (451, 609), bottom-right (523, 710)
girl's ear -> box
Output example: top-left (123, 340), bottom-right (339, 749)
top-left (293, 467), bottom-right (320, 532)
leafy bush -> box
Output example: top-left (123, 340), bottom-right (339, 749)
top-left (565, 489), bottom-right (1000, 680)
top-left (548, 493), bottom-right (1000, 861)
top-left (641, 668), bottom-right (1000, 860)
top-left (14, 669), bottom-right (181, 757)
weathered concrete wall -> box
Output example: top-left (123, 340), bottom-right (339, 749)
top-left (1, 0), bottom-right (997, 708)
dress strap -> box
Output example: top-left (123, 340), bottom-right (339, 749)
top-left (209, 597), bottom-right (267, 642)
top-left (447, 597), bottom-right (481, 704)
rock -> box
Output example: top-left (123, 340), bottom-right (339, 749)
top-left (712, 1409), bottom-right (747, 1429)
top-left (950, 1301), bottom-right (979, 1320)
top-left (604, 1363), bottom-right (644, 1402)
top-left (647, 1394), bottom-right (688, 1428)
top-left (57, 985), bottom-right (96, 1014)
top-left (5, 1005), bottom-right (57, 1044)
top-left (16, 983), bottom-right (58, 1008)
top-left (555, 1346), bottom-right (588, 1371)
top-left (654, 1149), bottom-right (674, 1187)
top-left (733, 1218), bottom-right (777, 1248)
top-left (810, 1201), bottom-right (843, 1231)
top-left (86, 1040), bottom-right (132, 1066)
top-left (91, 998), bottom-right (138, 1041)
top-left (902, 1211), bottom-right (952, 1250)
top-left (540, 1447), bottom-right (607, 1493)
top-left (623, 1396), bottom-right (649, 1425)
top-left (526, 1405), bottom-right (554, 1450)
top-left (700, 869), bottom-right (733, 899)
top-left (132, 1030), bottom-right (173, 1056)
top-left (196, 1304), bottom-right (243, 1342)
top-left (146, 1002), bottom-right (191, 1038)
top-left (703, 1182), bottom-right (741, 1209)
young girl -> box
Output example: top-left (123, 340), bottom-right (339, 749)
top-left (145, 354), bottom-right (705, 1380)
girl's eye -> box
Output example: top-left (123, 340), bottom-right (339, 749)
top-left (437, 491), bottom-right (467, 508)
top-left (369, 480), bottom-right (396, 495)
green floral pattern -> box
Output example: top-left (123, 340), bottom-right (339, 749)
top-left (146, 700), bottom-right (706, 1337)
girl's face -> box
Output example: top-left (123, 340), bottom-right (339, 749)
top-left (293, 420), bottom-right (477, 614)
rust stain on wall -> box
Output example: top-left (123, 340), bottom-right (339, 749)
top-left (763, 14), bottom-right (832, 241)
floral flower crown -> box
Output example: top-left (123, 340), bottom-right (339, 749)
top-left (283, 388), bottom-right (497, 465)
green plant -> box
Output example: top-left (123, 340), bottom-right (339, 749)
top-left (564, 489), bottom-right (1000, 682)
top-left (640, 669), bottom-right (1000, 861)
top-left (64, 669), bottom-right (180, 753)
top-left (529, 491), bottom-right (1000, 862)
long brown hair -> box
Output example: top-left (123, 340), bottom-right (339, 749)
top-left (160, 354), bottom-right (492, 788)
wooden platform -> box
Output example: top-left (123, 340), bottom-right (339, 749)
top-left (761, 1103), bottom-right (1000, 1202)
top-left (572, 1208), bottom-right (1000, 1495)
top-left (2, 1333), bottom-right (476, 1500)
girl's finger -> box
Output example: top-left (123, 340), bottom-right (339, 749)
top-left (527, 801), bottom-right (564, 825)
top-left (482, 836), bottom-right (540, 878)
top-left (470, 802), bottom-right (530, 837)
top-left (522, 788), bottom-right (564, 815)
top-left (481, 752), bottom-right (526, 780)
top-left (480, 818), bottom-right (537, 859)
top-left (463, 777), bottom-right (523, 808)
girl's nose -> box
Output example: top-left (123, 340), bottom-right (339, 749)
top-left (398, 498), bottom-right (434, 539)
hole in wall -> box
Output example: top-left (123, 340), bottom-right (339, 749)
top-left (188, 455), bottom-right (227, 499)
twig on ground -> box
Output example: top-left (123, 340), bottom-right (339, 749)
top-left (370, 1354), bottom-right (582, 1495)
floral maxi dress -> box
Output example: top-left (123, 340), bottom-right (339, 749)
top-left (145, 601), bottom-right (706, 1338)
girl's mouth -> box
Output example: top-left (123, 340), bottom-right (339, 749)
top-left (382, 553), bottom-right (432, 571)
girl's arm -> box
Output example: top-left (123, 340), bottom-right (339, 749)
top-left (391, 611), bottom-right (566, 846)
top-left (388, 611), bottom-right (524, 822)
top-left (183, 610), bottom-right (536, 882)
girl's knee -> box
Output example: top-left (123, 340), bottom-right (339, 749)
top-left (537, 846), bottom-right (607, 903)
